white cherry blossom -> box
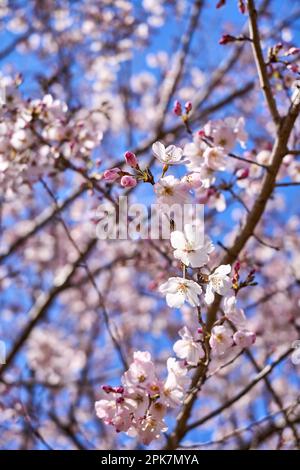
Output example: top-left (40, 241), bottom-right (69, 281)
top-left (159, 277), bottom-right (202, 308)
top-left (152, 141), bottom-right (186, 165)
top-left (170, 224), bottom-right (214, 268)
top-left (154, 175), bottom-right (190, 205)
top-left (173, 326), bottom-right (204, 365)
top-left (204, 264), bottom-right (232, 305)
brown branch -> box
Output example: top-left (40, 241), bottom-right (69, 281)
top-left (240, 409), bottom-right (300, 449)
top-left (275, 181), bottom-right (300, 187)
top-left (0, 237), bottom-right (97, 379)
top-left (40, 179), bottom-right (128, 369)
top-left (247, 0), bottom-right (280, 124)
top-left (0, 29), bottom-right (33, 61)
top-left (164, 88), bottom-right (300, 449)
top-left (154, 0), bottom-right (204, 130)
top-left (185, 348), bottom-right (293, 433)
top-left (179, 398), bottom-right (300, 449)
top-left (245, 350), bottom-right (300, 447)
top-left (0, 185), bottom-right (87, 264)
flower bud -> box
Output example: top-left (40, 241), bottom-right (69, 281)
top-left (103, 167), bottom-right (121, 182)
top-left (219, 34), bottom-right (236, 45)
top-left (124, 151), bottom-right (138, 168)
top-left (237, 168), bottom-right (249, 180)
top-left (184, 101), bottom-right (192, 113)
top-left (173, 100), bottom-right (182, 116)
top-left (234, 261), bottom-right (241, 272)
top-left (238, 0), bottom-right (246, 14)
top-left (120, 175), bottom-right (137, 188)
top-left (216, 0), bottom-right (226, 8)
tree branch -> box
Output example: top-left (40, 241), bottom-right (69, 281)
top-left (247, 0), bottom-right (280, 124)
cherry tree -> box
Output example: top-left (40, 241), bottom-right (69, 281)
top-left (0, 0), bottom-right (300, 450)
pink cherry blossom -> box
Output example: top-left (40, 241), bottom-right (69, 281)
top-left (159, 277), bottom-right (202, 308)
top-left (173, 326), bottom-right (204, 365)
top-left (209, 325), bottom-right (233, 356)
top-left (204, 265), bottom-right (232, 304)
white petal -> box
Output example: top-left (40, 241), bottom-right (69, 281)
top-left (184, 223), bottom-right (200, 247)
top-left (204, 283), bottom-right (214, 305)
top-left (166, 292), bottom-right (185, 308)
top-left (159, 277), bottom-right (180, 294)
top-left (152, 141), bottom-right (165, 160)
top-left (186, 287), bottom-right (201, 306)
top-left (188, 249), bottom-right (208, 268)
top-left (187, 280), bottom-right (202, 295)
top-left (171, 231), bottom-right (186, 250)
top-left (173, 339), bottom-right (189, 359)
top-left (215, 264), bottom-right (231, 276)
top-left (217, 278), bottom-right (232, 296)
top-left (173, 249), bottom-right (190, 266)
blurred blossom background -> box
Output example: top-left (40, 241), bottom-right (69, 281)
top-left (0, 0), bottom-right (300, 450)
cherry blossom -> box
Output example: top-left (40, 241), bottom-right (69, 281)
top-left (95, 351), bottom-right (190, 445)
top-left (159, 277), bottom-right (202, 308)
top-left (173, 326), bottom-right (204, 365)
top-left (233, 330), bottom-right (256, 348)
top-left (209, 325), bottom-right (233, 356)
top-left (162, 358), bottom-right (189, 407)
top-left (1, 0), bottom-right (299, 452)
top-left (203, 146), bottom-right (227, 171)
top-left (204, 265), bottom-right (232, 305)
top-left (154, 175), bottom-right (190, 205)
top-left (152, 141), bottom-right (185, 165)
top-left (204, 117), bottom-right (247, 152)
top-left (170, 224), bottom-right (214, 268)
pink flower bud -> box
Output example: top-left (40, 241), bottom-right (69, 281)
top-left (219, 34), bottom-right (236, 45)
top-left (184, 101), bottom-right (192, 113)
top-left (287, 64), bottom-right (299, 73)
top-left (237, 168), bottom-right (249, 180)
top-left (102, 385), bottom-right (113, 393)
top-left (120, 175), bottom-right (137, 188)
top-left (216, 0), bottom-right (226, 8)
top-left (234, 261), bottom-right (241, 272)
top-left (173, 100), bottom-right (182, 116)
top-left (124, 151), bottom-right (138, 168)
top-left (238, 0), bottom-right (246, 14)
top-left (103, 167), bottom-right (121, 182)
top-left (114, 386), bottom-right (124, 394)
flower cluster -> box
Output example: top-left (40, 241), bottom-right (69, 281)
top-left (103, 151), bottom-right (154, 188)
top-left (0, 76), bottom-right (104, 198)
top-left (95, 351), bottom-right (189, 445)
top-left (159, 223), bottom-right (232, 307)
top-left (184, 117), bottom-right (247, 188)
top-left (210, 296), bottom-right (256, 356)
top-left (27, 326), bottom-right (86, 385)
